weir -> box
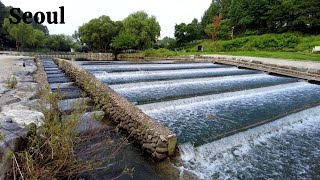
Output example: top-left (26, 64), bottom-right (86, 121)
top-left (94, 67), bottom-right (261, 84)
top-left (49, 58), bottom-right (320, 178)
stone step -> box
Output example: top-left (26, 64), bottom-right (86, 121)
top-left (53, 88), bottom-right (83, 99)
top-left (61, 111), bottom-right (106, 134)
top-left (45, 70), bottom-right (63, 74)
top-left (58, 98), bottom-right (93, 114)
top-left (48, 77), bottom-right (71, 83)
top-left (46, 73), bottom-right (68, 78)
top-left (50, 82), bottom-right (75, 90)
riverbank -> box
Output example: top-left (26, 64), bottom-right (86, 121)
top-left (0, 55), bottom-right (44, 179)
top-left (120, 49), bottom-right (320, 62)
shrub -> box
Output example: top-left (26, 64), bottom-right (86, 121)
top-left (248, 33), bottom-right (300, 50)
top-left (189, 33), bottom-right (309, 52)
top-left (5, 75), bottom-right (18, 89)
top-left (11, 86), bottom-right (133, 179)
top-left (143, 48), bottom-right (178, 57)
top-left (220, 37), bottom-right (250, 51)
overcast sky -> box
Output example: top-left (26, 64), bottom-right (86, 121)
top-left (1, 0), bottom-right (211, 38)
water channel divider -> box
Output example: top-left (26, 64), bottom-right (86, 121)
top-left (197, 56), bottom-right (320, 82)
top-left (53, 58), bottom-right (177, 160)
top-left (118, 54), bottom-right (320, 82)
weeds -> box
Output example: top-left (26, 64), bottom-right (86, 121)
top-left (5, 75), bottom-right (18, 89)
top-left (12, 86), bottom-right (131, 179)
top-left (0, 132), bottom-right (5, 141)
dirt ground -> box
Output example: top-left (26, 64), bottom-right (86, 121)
top-left (0, 55), bottom-right (25, 81)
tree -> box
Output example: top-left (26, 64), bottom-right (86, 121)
top-left (205, 18), bottom-right (231, 40)
top-left (157, 36), bottom-right (176, 48)
top-left (211, 16), bottom-right (222, 48)
top-left (112, 31), bottom-right (136, 50)
top-left (78, 16), bottom-right (121, 52)
top-left (29, 29), bottom-right (46, 49)
top-left (0, 2), bottom-right (14, 48)
top-left (0, 2), bottom-right (49, 49)
top-left (199, 0), bottom-right (320, 36)
top-left (111, 31), bottom-right (136, 59)
top-left (3, 18), bottom-right (34, 51)
top-left (121, 11), bottom-right (161, 50)
top-left (266, 0), bottom-right (320, 34)
top-left (174, 19), bottom-right (202, 46)
top-left (201, 1), bottom-right (221, 29)
top-left (44, 34), bottom-right (76, 52)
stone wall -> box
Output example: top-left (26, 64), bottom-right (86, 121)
top-left (0, 57), bottom-right (43, 179)
top-left (197, 55), bottom-right (320, 82)
top-left (38, 53), bottom-right (114, 61)
top-left (54, 58), bottom-right (177, 160)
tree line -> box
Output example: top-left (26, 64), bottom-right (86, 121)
top-left (173, 0), bottom-right (320, 46)
top-left (76, 11), bottom-right (160, 55)
top-left (0, 1), bottom-right (78, 52)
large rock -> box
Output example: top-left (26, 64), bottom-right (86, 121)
top-left (1, 110), bottom-right (44, 127)
top-left (15, 82), bottom-right (38, 100)
top-left (0, 118), bottom-right (28, 179)
top-left (1, 100), bottom-right (44, 127)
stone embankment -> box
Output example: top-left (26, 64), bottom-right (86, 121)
top-left (38, 53), bottom-right (114, 60)
top-left (198, 55), bottom-right (320, 82)
top-left (0, 56), bottom-right (44, 179)
top-left (54, 58), bottom-right (177, 160)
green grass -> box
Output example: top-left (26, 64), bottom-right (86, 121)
top-left (137, 48), bottom-right (320, 62)
top-left (124, 33), bottom-right (320, 62)
top-left (217, 51), bottom-right (320, 61)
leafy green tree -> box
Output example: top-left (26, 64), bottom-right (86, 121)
top-left (174, 19), bottom-right (202, 45)
top-left (112, 31), bottom-right (136, 50)
top-left (121, 11), bottom-right (161, 50)
top-left (44, 34), bottom-right (76, 52)
top-left (3, 18), bottom-right (34, 51)
top-left (201, 1), bottom-right (221, 29)
top-left (157, 36), bottom-right (176, 48)
top-left (0, 2), bottom-right (14, 48)
top-left (229, 0), bottom-right (269, 34)
top-left (111, 31), bottom-right (136, 59)
top-left (30, 29), bottom-right (46, 49)
top-left (78, 16), bottom-right (121, 52)
top-left (205, 18), bottom-right (232, 40)
top-left (267, 0), bottom-right (320, 34)
top-left (0, 2), bottom-right (49, 49)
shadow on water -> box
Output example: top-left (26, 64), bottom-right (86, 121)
top-left (78, 126), bottom-right (196, 180)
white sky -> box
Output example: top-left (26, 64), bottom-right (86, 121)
top-left (1, 0), bottom-right (211, 38)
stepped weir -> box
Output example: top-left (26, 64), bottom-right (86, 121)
top-left (50, 58), bottom-right (320, 179)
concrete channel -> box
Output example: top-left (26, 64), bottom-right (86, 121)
top-left (37, 56), bottom-right (320, 178)
top-left (41, 59), bottom-right (107, 133)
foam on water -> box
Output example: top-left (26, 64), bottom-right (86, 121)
top-left (110, 73), bottom-right (269, 89)
top-left (93, 67), bottom-right (260, 84)
top-left (138, 82), bottom-right (305, 112)
top-left (83, 63), bottom-right (228, 72)
top-left (110, 74), bottom-right (298, 104)
top-left (140, 82), bottom-right (320, 144)
top-left (178, 105), bottom-right (320, 179)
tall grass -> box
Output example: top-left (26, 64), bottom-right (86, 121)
top-left (189, 33), bottom-right (320, 53)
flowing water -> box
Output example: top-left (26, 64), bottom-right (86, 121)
top-left (77, 59), bottom-right (320, 179)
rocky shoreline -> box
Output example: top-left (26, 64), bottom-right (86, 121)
top-left (0, 56), bottom-right (44, 179)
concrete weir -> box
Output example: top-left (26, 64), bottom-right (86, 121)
top-left (198, 55), bottom-right (320, 82)
top-left (53, 58), bottom-right (177, 160)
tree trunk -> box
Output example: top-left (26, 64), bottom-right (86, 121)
top-left (16, 41), bottom-right (20, 51)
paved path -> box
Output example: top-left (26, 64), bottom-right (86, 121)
top-left (202, 54), bottom-right (320, 70)
top-left (0, 55), bottom-right (26, 81)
